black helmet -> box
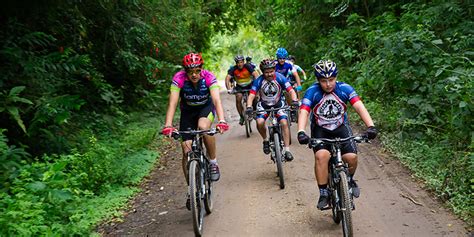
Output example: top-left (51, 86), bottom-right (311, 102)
top-left (259, 58), bottom-right (277, 71)
top-left (246, 56), bottom-right (252, 61)
top-left (234, 55), bottom-right (244, 63)
top-left (289, 55), bottom-right (296, 61)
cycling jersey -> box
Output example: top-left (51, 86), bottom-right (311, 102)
top-left (275, 61), bottom-right (296, 79)
top-left (247, 62), bottom-right (257, 71)
top-left (227, 64), bottom-right (255, 87)
top-left (170, 69), bottom-right (219, 108)
top-left (287, 62), bottom-right (304, 84)
top-left (300, 81), bottom-right (360, 131)
top-left (250, 72), bottom-right (293, 106)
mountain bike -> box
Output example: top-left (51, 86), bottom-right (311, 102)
top-left (255, 106), bottom-right (290, 189)
top-left (169, 129), bottom-right (219, 237)
top-left (229, 88), bottom-right (253, 137)
top-left (308, 135), bottom-right (369, 237)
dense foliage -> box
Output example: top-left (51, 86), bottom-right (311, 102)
top-left (0, 0), bottom-right (237, 235)
top-left (253, 0), bottom-right (473, 223)
top-left (0, 0), bottom-right (472, 234)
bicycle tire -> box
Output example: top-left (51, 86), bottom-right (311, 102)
top-left (338, 171), bottom-right (353, 237)
top-left (245, 113), bottom-right (251, 138)
top-left (189, 160), bottom-right (204, 236)
top-left (249, 117), bottom-right (253, 133)
top-left (204, 161), bottom-right (213, 214)
top-left (329, 167), bottom-right (342, 224)
top-left (274, 132), bottom-right (285, 189)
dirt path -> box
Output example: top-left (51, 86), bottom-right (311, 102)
top-left (99, 93), bottom-right (468, 237)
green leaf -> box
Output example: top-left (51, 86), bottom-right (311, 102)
top-left (431, 39), bottom-right (443, 45)
top-left (435, 68), bottom-right (444, 77)
top-left (49, 189), bottom-right (73, 202)
top-left (27, 181), bottom-right (47, 192)
top-left (11, 97), bottom-right (33, 105)
top-left (459, 101), bottom-right (467, 108)
top-left (8, 86), bottom-right (26, 96)
top-left (407, 97), bottom-right (422, 105)
top-left (7, 106), bottom-right (27, 133)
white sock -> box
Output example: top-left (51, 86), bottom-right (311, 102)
top-left (285, 147), bottom-right (290, 152)
top-left (210, 159), bottom-right (218, 165)
top-left (264, 138), bottom-right (268, 142)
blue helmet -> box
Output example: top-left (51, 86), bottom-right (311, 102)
top-left (275, 48), bottom-right (288, 59)
top-left (313, 60), bottom-right (338, 79)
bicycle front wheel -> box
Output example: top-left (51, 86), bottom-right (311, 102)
top-left (274, 132), bottom-right (285, 189)
top-left (244, 113), bottom-right (251, 138)
top-left (189, 160), bottom-right (204, 236)
top-left (338, 171), bottom-right (353, 237)
top-left (204, 161), bottom-right (213, 214)
top-left (329, 167), bottom-right (341, 224)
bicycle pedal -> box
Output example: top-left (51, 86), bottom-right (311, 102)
top-left (318, 206), bottom-right (331, 211)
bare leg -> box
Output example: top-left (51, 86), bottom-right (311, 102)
top-left (280, 119), bottom-right (290, 147)
top-left (256, 118), bottom-right (267, 139)
top-left (197, 117), bottom-right (216, 160)
top-left (181, 140), bottom-right (193, 183)
top-left (342, 153), bottom-right (358, 175)
top-left (235, 93), bottom-right (244, 118)
top-left (315, 149), bottom-right (331, 185)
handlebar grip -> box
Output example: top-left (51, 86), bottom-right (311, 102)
top-left (172, 132), bottom-right (180, 140)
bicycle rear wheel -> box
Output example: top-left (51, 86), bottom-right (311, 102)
top-left (338, 171), bottom-right (353, 237)
top-left (204, 161), bottom-right (213, 214)
top-left (274, 132), bottom-right (285, 189)
top-left (189, 160), bottom-right (204, 236)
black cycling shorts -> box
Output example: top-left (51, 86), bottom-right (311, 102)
top-left (310, 122), bottom-right (357, 155)
top-left (179, 103), bottom-right (215, 141)
top-left (235, 83), bottom-right (252, 92)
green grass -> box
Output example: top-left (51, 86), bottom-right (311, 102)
top-left (0, 112), bottom-right (167, 236)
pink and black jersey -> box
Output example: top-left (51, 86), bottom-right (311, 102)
top-left (170, 69), bottom-right (219, 108)
top-left (250, 72), bottom-right (293, 106)
top-left (300, 82), bottom-right (360, 130)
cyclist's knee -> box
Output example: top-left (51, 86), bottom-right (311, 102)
top-left (315, 150), bottom-right (331, 161)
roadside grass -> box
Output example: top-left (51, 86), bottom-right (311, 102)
top-left (351, 101), bottom-right (473, 227)
top-left (0, 112), bottom-right (167, 236)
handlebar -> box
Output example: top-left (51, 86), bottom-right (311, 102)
top-left (228, 88), bottom-right (252, 94)
top-left (161, 128), bottom-right (219, 140)
top-left (308, 135), bottom-right (369, 148)
top-left (253, 106), bottom-right (291, 114)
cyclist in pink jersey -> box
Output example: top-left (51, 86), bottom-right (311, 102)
top-left (162, 53), bottom-right (229, 188)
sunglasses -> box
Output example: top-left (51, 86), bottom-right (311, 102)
top-left (186, 68), bottom-right (202, 75)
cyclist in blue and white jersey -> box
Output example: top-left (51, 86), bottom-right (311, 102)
top-left (288, 55), bottom-right (307, 97)
top-left (275, 48), bottom-right (302, 92)
top-left (245, 59), bottom-right (299, 161)
top-left (296, 60), bottom-right (378, 210)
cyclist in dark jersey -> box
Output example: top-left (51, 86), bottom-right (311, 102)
top-left (162, 53), bottom-right (229, 186)
top-left (246, 56), bottom-right (261, 75)
top-left (225, 55), bottom-right (260, 125)
top-left (296, 60), bottom-right (378, 209)
top-left (245, 58), bottom-right (299, 161)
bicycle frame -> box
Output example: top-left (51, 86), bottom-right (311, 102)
top-left (169, 129), bottom-right (218, 236)
top-left (309, 135), bottom-right (368, 237)
top-left (230, 88), bottom-right (254, 137)
top-left (255, 106), bottom-right (290, 189)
